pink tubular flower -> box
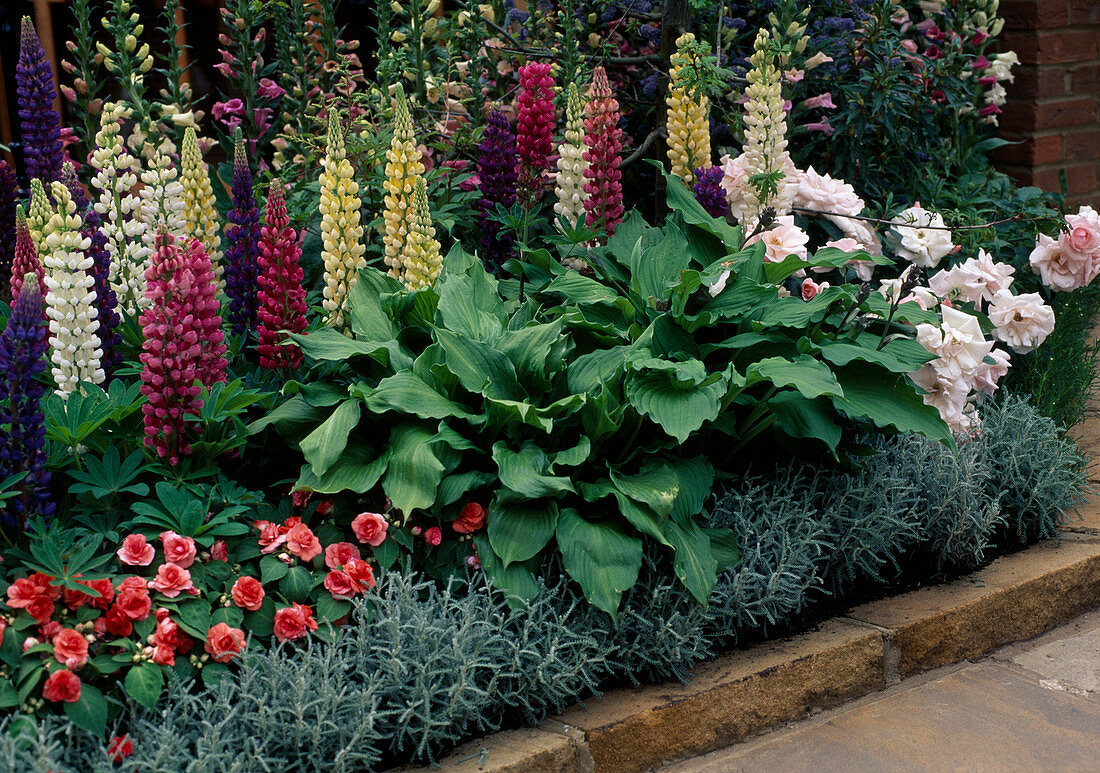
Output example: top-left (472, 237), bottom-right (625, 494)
top-left (516, 62), bottom-right (556, 189)
top-left (117, 534), bottom-right (156, 566)
top-left (159, 531), bottom-right (197, 568)
top-left (285, 522), bottom-right (322, 562)
top-left (351, 512), bottom-right (388, 546)
top-left (148, 563), bottom-right (198, 598)
top-left (256, 182), bottom-right (307, 371)
top-left (257, 77), bottom-right (286, 99)
top-left (582, 66), bottom-right (624, 242)
top-left (803, 93), bottom-right (836, 110)
top-left (804, 120), bottom-right (835, 136)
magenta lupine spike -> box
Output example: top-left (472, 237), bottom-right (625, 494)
top-left (0, 161), bottom-right (16, 303)
top-left (256, 182), bottom-right (307, 371)
top-left (62, 163), bottom-right (121, 378)
top-left (516, 62), bottom-right (556, 195)
top-left (138, 233), bottom-right (227, 465)
top-left (0, 275), bottom-right (54, 529)
top-left (224, 130), bottom-right (261, 337)
top-left (693, 166), bottom-right (729, 219)
top-left (582, 67), bottom-right (624, 242)
top-left (476, 109), bottom-right (519, 275)
top-left (16, 17), bottom-right (63, 184)
top-left (11, 208), bottom-right (46, 303)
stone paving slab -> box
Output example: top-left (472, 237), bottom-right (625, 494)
top-left (663, 663), bottom-right (1100, 773)
top-left (997, 607), bottom-right (1100, 698)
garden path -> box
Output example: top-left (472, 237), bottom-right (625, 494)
top-left (663, 606), bottom-right (1100, 772)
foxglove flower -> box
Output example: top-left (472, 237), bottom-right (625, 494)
top-left (91, 103), bottom-right (150, 314)
top-left (224, 130), bottom-right (261, 336)
top-left (139, 233), bottom-right (222, 465)
top-left (693, 166), bottom-right (728, 219)
top-left (42, 182), bottom-right (104, 398)
top-left (554, 83), bottom-right (588, 232)
top-left (0, 161), bottom-right (16, 302)
top-left (402, 177), bottom-right (443, 291)
top-left (16, 17), bottom-right (63, 184)
top-left (11, 207), bottom-right (46, 302)
top-left (666, 34), bottom-right (711, 184)
top-left (180, 128), bottom-right (223, 289)
top-left (257, 182), bottom-right (307, 371)
top-left (476, 109), bottom-right (518, 274)
top-left (319, 111), bottom-right (366, 331)
top-left (516, 62), bottom-right (555, 193)
top-left (382, 85), bottom-right (426, 283)
top-left (62, 162), bottom-right (121, 378)
top-left (0, 275), bottom-right (54, 528)
top-left (582, 66), bottom-right (624, 241)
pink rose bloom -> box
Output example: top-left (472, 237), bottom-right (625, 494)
top-left (148, 564), bottom-right (198, 599)
top-left (801, 278), bottom-right (829, 301)
top-left (324, 542), bottom-right (362, 570)
top-left (1062, 207), bottom-right (1100, 262)
top-left (285, 522), bottom-right (322, 562)
top-left (988, 290), bottom-right (1055, 354)
top-left (159, 531), bottom-right (196, 568)
top-left (351, 512), bottom-right (388, 546)
top-left (1030, 232), bottom-right (1098, 292)
top-left (117, 534), bottom-right (155, 566)
top-left (971, 347), bottom-right (1011, 396)
top-left (424, 527), bottom-right (442, 546)
top-left (748, 216), bottom-right (810, 263)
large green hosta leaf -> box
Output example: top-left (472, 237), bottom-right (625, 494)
top-left (498, 319), bottom-right (567, 388)
top-left (832, 364), bottom-right (955, 449)
top-left (347, 269), bottom-right (401, 340)
top-left (435, 267), bottom-right (506, 342)
top-left (492, 442), bottom-right (576, 498)
top-left (624, 363), bottom-right (726, 444)
top-left (662, 515), bottom-right (718, 605)
top-left (382, 423), bottom-right (445, 519)
top-left (352, 371), bottom-right (481, 423)
top-left (299, 399), bottom-right (361, 477)
top-left (296, 446), bottom-right (390, 494)
top-left (746, 355), bottom-right (845, 400)
top-left (767, 392), bottom-right (843, 452)
top-left (556, 508), bottom-right (643, 617)
top-left (434, 328), bottom-right (525, 401)
top-left (290, 328), bottom-right (411, 370)
top-left (488, 497), bottom-right (559, 567)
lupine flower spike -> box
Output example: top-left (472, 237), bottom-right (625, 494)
top-left (90, 102), bottom-right (150, 314)
top-left (27, 179), bottom-right (52, 252)
top-left (0, 275), bottom-right (55, 529)
top-left (476, 109), bottom-right (519, 274)
top-left (402, 178), bottom-right (443, 291)
top-left (180, 128), bottom-right (223, 289)
top-left (257, 182), bottom-right (307, 371)
top-left (16, 17), bottom-right (63, 184)
top-left (666, 34), bottom-right (712, 184)
top-left (382, 84), bottom-right (425, 283)
top-left (693, 166), bottom-right (729, 219)
top-left (554, 83), bottom-right (588, 234)
top-left (740, 29), bottom-right (791, 227)
top-left (62, 161), bottom-right (121, 378)
top-left (138, 145), bottom-right (185, 254)
top-left (0, 161), bottom-right (17, 302)
top-left (319, 111), bottom-right (366, 331)
top-left (43, 181), bottom-right (104, 398)
top-left (224, 129), bottom-right (261, 336)
top-left (582, 67), bottom-right (624, 242)
top-left (11, 207), bottom-right (46, 302)
top-left (516, 62), bottom-right (555, 197)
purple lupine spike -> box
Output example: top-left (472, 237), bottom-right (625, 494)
top-left (476, 109), bottom-right (519, 275)
top-left (0, 275), bottom-right (55, 530)
top-left (0, 160), bottom-right (16, 303)
top-left (693, 166), bottom-right (729, 220)
top-left (16, 17), bottom-right (63, 185)
top-left (62, 163), bottom-right (122, 378)
top-left (224, 130), bottom-right (261, 337)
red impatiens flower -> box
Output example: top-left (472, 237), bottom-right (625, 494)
top-left (42, 669), bottom-right (81, 703)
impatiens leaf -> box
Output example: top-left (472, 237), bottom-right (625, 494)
top-left (64, 683), bottom-right (107, 738)
top-left (124, 663), bottom-right (164, 709)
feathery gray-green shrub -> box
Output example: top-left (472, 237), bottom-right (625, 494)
top-left (0, 397), bottom-right (1086, 772)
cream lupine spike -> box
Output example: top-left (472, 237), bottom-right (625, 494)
top-left (666, 33), bottom-right (711, 184)
top-left (740, 28), bottom-right (791, 228)
top-left (138, 145), bottom-right (186, 260)
top-left (90, 102), bottom-right (150, 313)
top-left (42, 181), bottom-right (104, 398)
top-left (554, 82), bottom-right (588, 232)
top-left (402, 177), bottom-right (443, 291)
top-left (319, 111), bottom-right (367, 330)
top-left (180, 127), bottom-right (224, 288)
top-left (382, 84), bottom-right (425, 281)
top-left (27, 179), bottom-right (52, 252)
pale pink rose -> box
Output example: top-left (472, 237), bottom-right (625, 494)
top-left (825, 238), bottom-right (875, 280)
top-left (1062, 209), bottom-right (1100, 262)
top-left (909, 363), bottom-right (970, 429)
top-left (971, 347), bottom-right (1011, 396)
top-left (159, 531), bottom-right (197, 568)
top-left (748, 215), bottom-right (809, 263)
top-left (929, 250), bottom-right (1014, 309)
top-left (892, 204), bottom-right (954, 268)
top-left (801, 278), bottom-right (829, 301)
top-left (1029, 233), bottom-right (1094, 292)
top-left (915, 307), bottom-right (994, 381)
top-left (117, 534), bottom-right (155, 566)
top-left (988, 290), bottom-right (1055, 354)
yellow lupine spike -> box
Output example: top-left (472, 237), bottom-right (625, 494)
top-left (402, 177), bottom-right (443, 291)
top-left (382, 83), bottom-right (426, 282)
top-left (319, 110), bottom-right (367, 331)
top-left (666, 33), bottom-right (711, 185)
top-left (180, 127), bottom-right (223, 289)
top-left (27, 179), bottom-right (53, 251)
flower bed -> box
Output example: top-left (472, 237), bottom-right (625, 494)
top-left (0, 1), bottom-right (1097, 770)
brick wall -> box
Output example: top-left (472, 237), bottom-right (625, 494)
top-left (996, 1), bottom-right (1100, 209)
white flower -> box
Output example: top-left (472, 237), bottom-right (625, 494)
top-left (879, 278), bottom-right (939, 310)
top-left (915, 306), bottom-right (994, 382)
top-left (795, 166), bottom-right (865, 216)
top-left (892, 204), bottom-right (955, 268)
top-left (989, 51), bottom-right (1019, 83)
top-left (972, 347), bottom-right (1011, 396)
top-left (928, 249), bottom-right (1014, 308)
top-left (708, 270), bottom-right (730, 297)
top-left (719, 151), bottom-right (800, 224)
top-left (748, 215), bottom-right (809, 262)
top-left (988, 290), bottom-right (1055, 354)
top-left (909, 363), bottom-right (969, 428)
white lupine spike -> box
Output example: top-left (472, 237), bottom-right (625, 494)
top-left (740, 29), bottom-right (792, 227)
top-left (554, 82), bottom-right (588, 234)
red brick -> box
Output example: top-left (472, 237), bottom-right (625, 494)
top-left (992, 133), bottom-right (1064, 166)
top-left (1002, 0), bottom-right (1071, 29)
top-left (1064, 162), bottom-right (1098, 193)
top-left (1009, 65), bottom-right (1069, 97)
top-left (1072, 63), bottom-right (1100, 93)
top-left (1064, 128), bottom-right (1100, 160)
top-left (1067, 192), bottom-right (1100, 210)
top-left (1071, 0), bottom-right (1100, 25)
top-left (1006, 29), bottom-right (1100, 64)
top-left (1035, 97), bottom-right (1096, 129)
